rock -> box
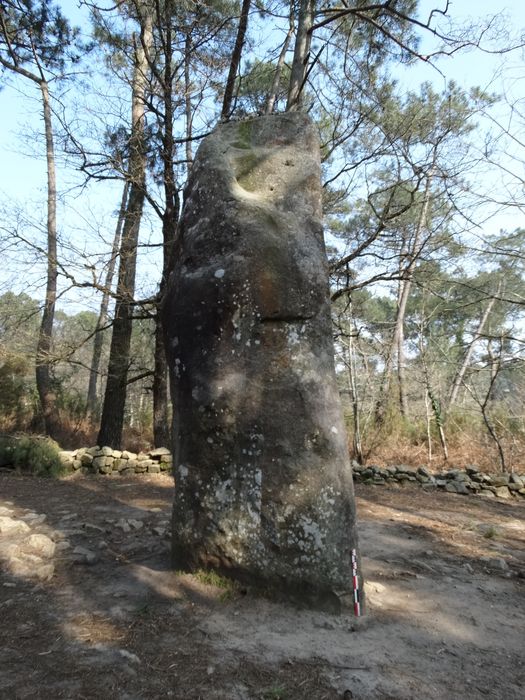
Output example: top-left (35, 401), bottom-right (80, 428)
top-left (59, 450), bottom-right (75, 464)
top-left (0, 516), bottom-right (31, 535)
top-left (24, 534), bottom-right (56, 558)
top-left (435, 479), bottom-right (447, 488)
top-left (491, 474), bottom-right (510, 487)
top-left (115, 519), bottom-right (132, 533)
top-left (149, 447), bottom-right (171, 457)
top-left (72, 546), bottom-right (98, 565)
top-left (396, 473), bottom-right (411, 481)
top-left (481, 556), bottom-right (509, 571)
top-left (147, 464), bottom-right (161, 474)
top-left (396, 464), bottom-right (415, 475)
top-left (453, 482), bottom-right (470, 495)
top-left (0, 541), bottom-right (21, 558)
top-left (98, 459), bottom-right (114, 475)
top-left (417, 466), bottom-right (431, 478)
top-left (118, 649), bottom-right (141, 664)
top-left (445, 469), bottom-right (461, 479)
top-left (163, 113), bottom-right (362, 611)
top-left (121, 451), bottom-right (136, 460)
top-left (92, 456), bottom-right (107, 471)
top-left (494, 486), bottom-right (511, 499)
top-left (445, 483), bottom-right (458, 493)
top-left (80, 453), bottom-right (93, 466)
top-left (480, 489), bottom-right (496, 498)
top-left (20, 512), bottom-right (46, 525)
top-left (127, 519), bottom-right (144, 531)
top-left (509, 474), bottom-right (524, 488)
top-left (9, 555), bottom-right (54, 581)
top-left (99, 446), bottom-right (114, 456)
top-left (465, 464), bottom-right (480, 475)
top-left (0, 506), bottom-right (14, 516)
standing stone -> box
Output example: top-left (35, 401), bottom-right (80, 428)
top-left (164, 113), bottom-right (363, 612)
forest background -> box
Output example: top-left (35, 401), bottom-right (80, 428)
top-left (1, 0), bottom-right (524, 473)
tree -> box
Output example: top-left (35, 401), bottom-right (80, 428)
top-left (86, 181), bottom-right (128, 418)
top-left (0, 0), bottom-right (82, 437)
top-left (97, 3), bottom-right (154, 449)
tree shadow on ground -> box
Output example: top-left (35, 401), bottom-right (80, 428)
top-left (1, 473), bottom-right (525, 699)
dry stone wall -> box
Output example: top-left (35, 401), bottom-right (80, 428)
top-left (57, 449), bottom-right (525, 502)
top-left (352, 462), bottom-right (525, 500)
top-left (58, 447), bottom-right (172, 475)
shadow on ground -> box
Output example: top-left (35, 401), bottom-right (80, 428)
top-left (1, 473), bottom-right (524, 699)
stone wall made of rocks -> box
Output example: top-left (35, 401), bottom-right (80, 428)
top-left (58, 447), bottom-right (172, 476)
top-left (58, 447), bottom-right (525, 501)
top-left (352, 462), bottom-right (525, 500)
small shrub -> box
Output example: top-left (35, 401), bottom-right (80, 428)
top-left (482, 525), bottom-right (499, 540)
top-left (0, 435), bottom-right (65, 477)
top-left (192, 568), bottom-right (239, 601)
top-left (194, 568), bottom-right (232, 589)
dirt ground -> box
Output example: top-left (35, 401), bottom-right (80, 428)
top-left (0, 471), bottom-right (524, 700)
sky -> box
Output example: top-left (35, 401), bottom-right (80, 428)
top-left (0, 0), bottom-right (524, 308)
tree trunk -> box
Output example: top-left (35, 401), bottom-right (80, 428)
top-left (478, 348), bottom-right (507, 472)
top-left (153, 319), bottom-right (170, 447)
top-left (448, 287), bottom-right (500, 409)
top-left (35, 79), bottom-right (59, 438)
top-left (265, 17), bottom-right (294, 114)
top-left (152, 0), bottom-right (179, 449)
top-left (344, 313), bottom-right (363, 464)
top-left (286, 0), bottom-right (314, 111)
top-left (86, 180), bottom-right (128, 418)
top-left (184, 32), bottom-right (193, 165)
top-left (375, 169), bottom-right (434, 423)
top-left (98, 14), bottom-right (153, 449)
top-left (221, 0), bottom-right (251, 120)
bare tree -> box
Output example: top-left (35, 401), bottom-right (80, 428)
top-left (98, 8), bottom-right (153, 448)
top-left (0, 0), bottom-right (81, 437)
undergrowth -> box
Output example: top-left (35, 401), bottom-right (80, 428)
top-left (0, 435), bottom-right (65, 477)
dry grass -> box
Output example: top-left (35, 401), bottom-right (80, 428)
top-left (361, 429), bottom-right (525, 473)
